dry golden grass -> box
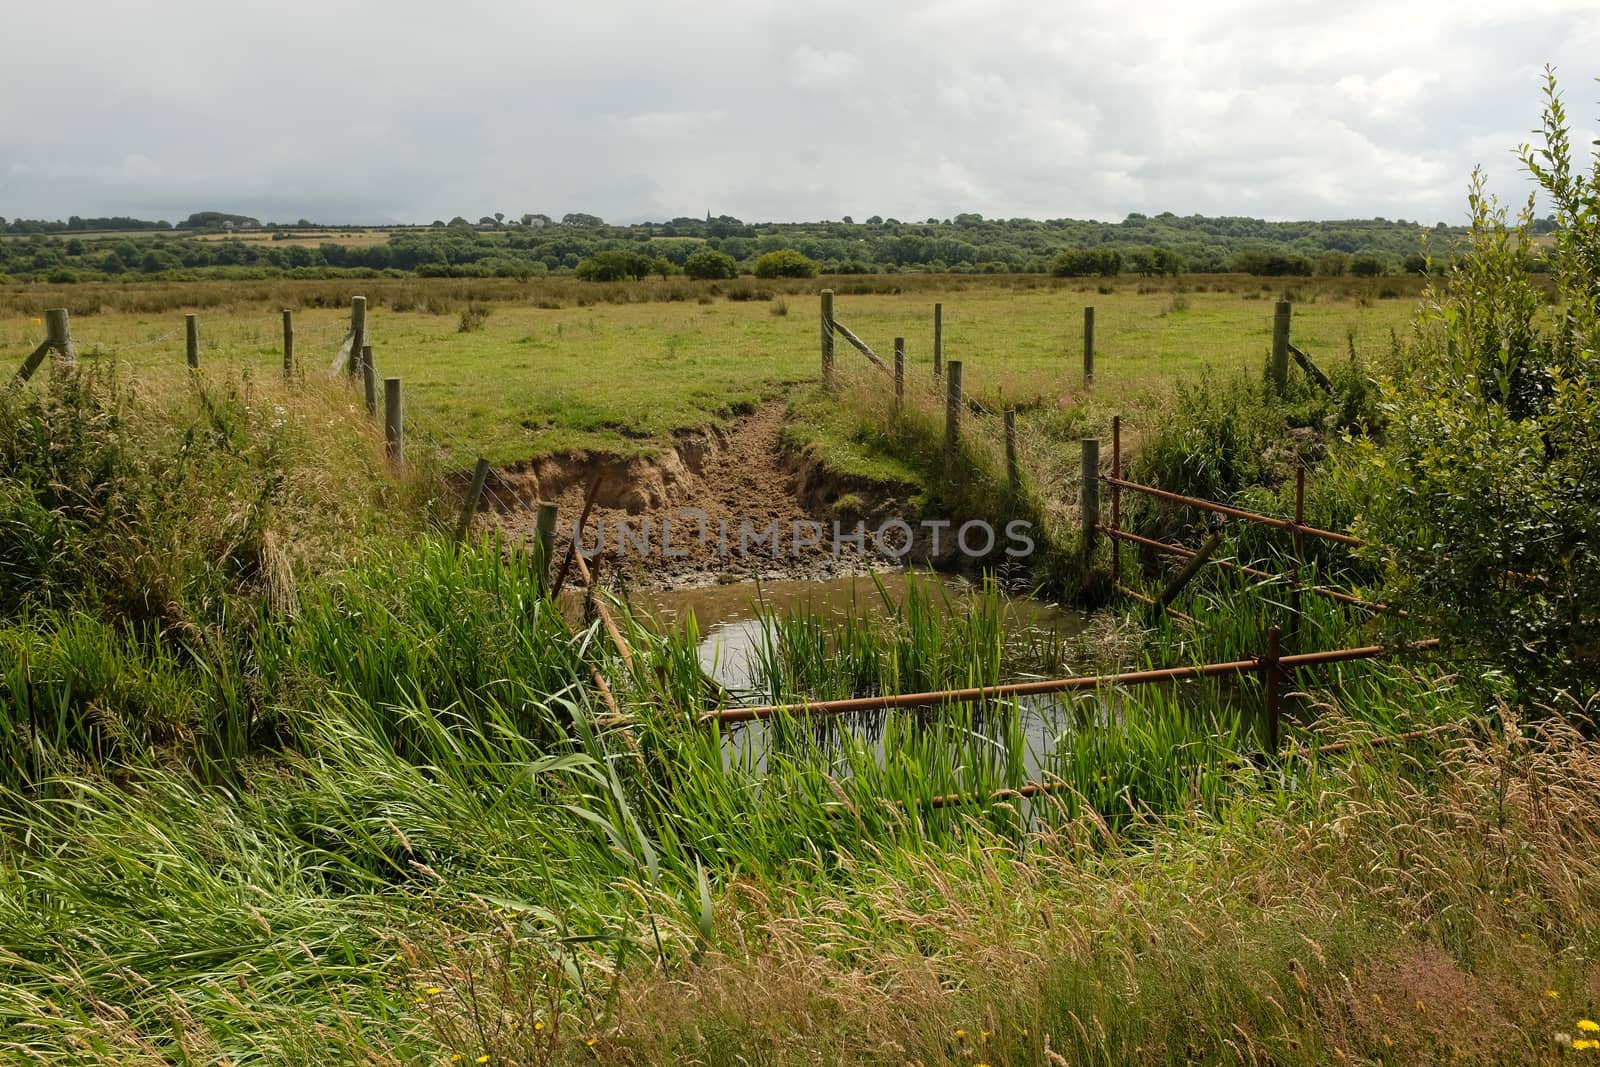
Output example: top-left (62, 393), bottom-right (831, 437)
top-left (401, 711), bottom-right (1600, 1065)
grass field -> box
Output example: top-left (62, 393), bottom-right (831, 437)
top-left (3, 274), bottom-right (1421, 468)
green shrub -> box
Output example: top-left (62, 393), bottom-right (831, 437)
top-left (1355, 71), bottom-right (1600, 700)
top-left (1049, 248), bottom-right (1121, 277)
top-left (752, 249), bottom-right (819, 279)
top-left (682, 248), bottom-right (739, 280)
top-left (575, 249), bottom-right (652, 281)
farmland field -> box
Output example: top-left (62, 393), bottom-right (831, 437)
top-left (3, 273), bottom-right (1421, 467)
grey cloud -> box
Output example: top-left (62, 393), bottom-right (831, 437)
top-left (0, 0), bottom-right (1596, 224)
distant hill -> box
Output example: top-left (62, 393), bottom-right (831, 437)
top-left (0, 209), bottom-right (1558, 282)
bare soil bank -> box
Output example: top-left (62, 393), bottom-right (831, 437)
top-left (482, 403), bottom-right (925, 588)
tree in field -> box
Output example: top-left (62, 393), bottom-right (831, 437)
top-left (574, 249), bottom-right (652, 281)
top-left (1355, 69), bottom-right (1600, 701)
top-left (752, 249), bottom-right (819, 278)
top-left (683, 248), bottom-right (739, 280)
top-left (650, 257), bottom-right (678, 280)
top-left (1050, 248), bottom-right (1121, 277)
top-left (1348, 253), bottom-right (1386, 277)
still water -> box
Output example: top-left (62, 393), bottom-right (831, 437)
top-left (629, 571), bottom-right (1113, 781)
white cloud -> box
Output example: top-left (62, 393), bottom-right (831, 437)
top-left (0, 0), bottom-right (1595, 224)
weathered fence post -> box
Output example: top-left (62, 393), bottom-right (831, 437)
top-left (534, 502), bottom-right (559, 592)
top-left (185, 313), bottom-right (199, 369)
top-left (944, 359), bottom-right (963, 460)
top-left (1083, 306), bottom-right (1095, 387)
top-left (45, 309), bottom-right (73, 364)
top-left (14, 310), bottom-right (71, 383)
top-left (819, 289), bottom-right (835, 388)
top-left (1151, 526), bottom-right (1226, 615)
top-left (933, 302), bottom-right (943, 378)
top-left (350, 296), bottom-right (368, 377)
top-left (454, 457), bottom-right (492, 544)
top-left (1271, 300), bottom-right (1291, 394)
top-left (893, 336), bottom-right (904, 410)
top-left (361, 345), bottom-right (377, 417)
top-left (383, 377), bottom-right (403, 467)
top-left (281, 309), bottom-right (294, 379)
top-left (1004, 409), bottom-right (1020, 496)
top-left (1263, 624), bottom-right (1283, 754)
top-left (1080, 437), bottom-right (1100, 554)
top-left (1111, 414), bottom-right (1121, 585)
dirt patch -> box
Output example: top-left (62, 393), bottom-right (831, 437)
top-left (480, 403), bottom-right (921, 588)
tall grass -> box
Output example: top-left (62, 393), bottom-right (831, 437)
top-left (0, 342), bottom-right (1559, 1064)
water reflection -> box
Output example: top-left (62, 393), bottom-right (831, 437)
top-left (634, 571), bottom-right (1111, 782)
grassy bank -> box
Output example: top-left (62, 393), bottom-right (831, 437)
top-left (3, 240), bottom-right (1595, 1063)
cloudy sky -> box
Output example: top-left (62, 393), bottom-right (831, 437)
top-left (3, 0), bottom-right (1597, 225)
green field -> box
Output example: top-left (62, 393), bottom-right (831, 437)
top-left (5, 274), bottom-right (1421, 469)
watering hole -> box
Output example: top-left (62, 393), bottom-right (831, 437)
top-left (626, 571), bottom-right (1263, 786)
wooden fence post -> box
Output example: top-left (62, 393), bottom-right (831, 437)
top-left (893, 336), bottom-right (904, 410)
top-left (1111, 414), bottom-right (1121, 585)
top-left (819, 289), bottom-right (834, 388)
top-left (185, 313), bottom-right (199, 369)
top-left (1004, 409), bottom-right (1020, 496)
top-left (534, 502), bottom-right (559, 592)
top-left (933, 302), bottom-right (943, 378)
top-left (13, 311), bottom-right (69, 383)
top-left (1263, 624), bottom-right (1283, 754)
top-left (1080, 437), bottom-right (1100, 554)
top-left (350, 296), bottom-right (368, 377)
top-left (944, 359), bottom-right (963, 460)
top-left (383, 377), bottom-right (403, 467)
top-left (1271, 301), bottom-right (1291, 394)
top-left (1151, 527), bottom-right (1226, 615)
top-left (45, 309), bottom-right (73, 364)
top-left (455, 457), bottom-right (492, 544)
top-left (1083, 306), bottom-right (1095, 387)
top-left (281, 309), bottom-right (294, 379)
top-left (361, 345), bottom-right (377, 417)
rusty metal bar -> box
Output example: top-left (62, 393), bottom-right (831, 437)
top-left (701, 639), bottom-right (1437, 725)
top-left (1102, 474), bottom-right (1363, 547)
top-left (1111, 415), bottom-right (1122, 585)
top-left (551, 473), bottom-right (603, 599)
top-left (1101, 527), bottom-right (1401, 616)
top-left (1263, 625), bottom-right (1282, 754)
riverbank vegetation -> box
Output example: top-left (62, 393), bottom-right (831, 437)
top-left (0, 72), bottom-right (1597, 1065)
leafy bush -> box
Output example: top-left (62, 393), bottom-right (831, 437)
top-left (682, 248), bottom-right (739, 280)
top-left (574, 249), bottom-right (652, 282)
top-left (1355, 70), bottom-right (1600, 701)
top-left (1050, 248), bottom-right (1122, 277)
top-left (1229, 249), bottom-right (1313, 276)
top-left (752, 249), bottom-right (819, 279)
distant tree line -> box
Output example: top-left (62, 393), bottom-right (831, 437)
top-left (0, 209), bottom-right (1559, 284)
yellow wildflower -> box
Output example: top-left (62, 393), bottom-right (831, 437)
top-left (426, 986), bottom-right (442, 996)
top-left (533, 1020), bottom-right (544, 1033)
top-left (1576, 1038), bottom-right (1600, 1051)
top-left (1546, 990), bottom-right (1561, 999)
top-left (586, 1039), bottom-right (598, 1048)
top-left (954, 1028), bottom-right (967, 1038)
top-left (476, 1057), bottom-right (491, 1065)
top-left (1582, 1020), bottom-right (1600, 1033)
